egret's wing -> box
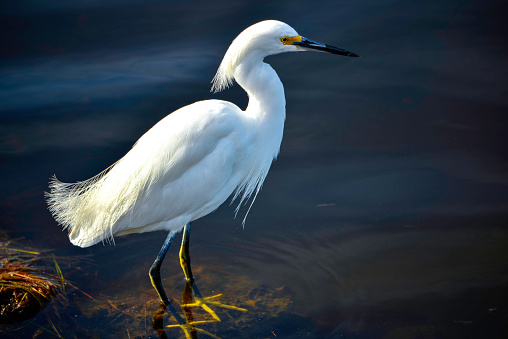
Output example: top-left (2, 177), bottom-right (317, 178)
top-left (47, 100), bottom-right (246, 247)
top-left (118, 100), bottom-right (246, 231)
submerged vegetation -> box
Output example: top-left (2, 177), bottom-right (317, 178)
top-left (0, 236), bottom-right (301, 337)
top-left (79, 265), bottom-right (297, 338)
top-left (0, 239), bottom-right (65, 325)
top-left (0, 235), bottom-right (82, 337)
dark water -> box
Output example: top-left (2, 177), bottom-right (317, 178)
top-left (1, 0), bottom-right (508, 337)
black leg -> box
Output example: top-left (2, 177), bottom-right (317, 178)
top-left (152, 226), bottom-right (219, 339)
top-left (179, 222), bottom-right (194, 282)
top-left (150, 231), bottom-right (176, 306)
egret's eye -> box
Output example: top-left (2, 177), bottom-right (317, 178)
top-left (281, 37), bottom-right (289, 43)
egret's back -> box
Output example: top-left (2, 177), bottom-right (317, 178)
top-left (47, 100), bottom-right (259, 247)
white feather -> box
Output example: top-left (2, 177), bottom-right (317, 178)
top-left (46, 20), bottom-right (302, 247)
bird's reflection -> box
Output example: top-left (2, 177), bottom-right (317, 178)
top-left (152, 276), bottom-right (246, 338)
top-left (181, 281), bottom-right (197, 338)
top-left (152, 302), bottom-right (170, 339)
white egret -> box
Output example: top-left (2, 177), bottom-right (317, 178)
top-left (46, 20), bottom-right (358, 309)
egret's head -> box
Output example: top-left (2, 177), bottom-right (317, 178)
top-left (239, 20), bottom-right (302, 55)
top-left (212, 20), bottom-right (358, 92)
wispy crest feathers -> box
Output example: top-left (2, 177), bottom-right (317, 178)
top-left (211, 26), bottom-right (261, 93)
top-left (211, 64), bottom-right (234, 93)
top-left (211, 37), bottom-right (242, 93)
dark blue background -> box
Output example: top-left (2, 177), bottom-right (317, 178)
top-left (1, 0), bottom-right (508, 337)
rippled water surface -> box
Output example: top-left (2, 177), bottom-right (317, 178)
top-left (1, 0), bottom-right (508, 338)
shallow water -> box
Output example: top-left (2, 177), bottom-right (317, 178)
top-left (1, 0), bottom-right (508, 338)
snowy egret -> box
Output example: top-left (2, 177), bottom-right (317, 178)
top-left (46, 20), bottom-right (358, 309)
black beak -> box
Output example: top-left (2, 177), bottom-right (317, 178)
top-left (294, 37), bottom-right (359, 57)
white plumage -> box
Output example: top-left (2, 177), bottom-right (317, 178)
top-left (46, 19), bottom-right (358, 251)
top-left (47, 21), bottom-right (298, 247)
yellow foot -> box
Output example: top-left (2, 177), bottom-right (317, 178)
top-left (167, 320), bottom-right (220, 339)
top-left (183, 294), bottom-right (247, 321)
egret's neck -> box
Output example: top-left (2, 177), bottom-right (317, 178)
top-left (234, 57), bottom-right (286, 123)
